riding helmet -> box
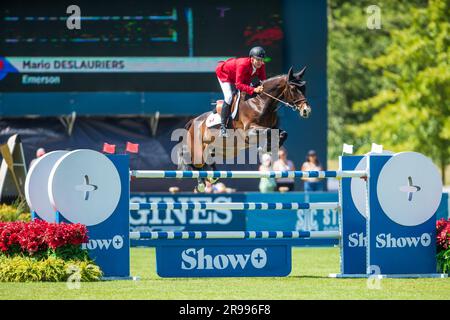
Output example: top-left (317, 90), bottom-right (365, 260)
top-left (249, 46), bottom-right (266, 59)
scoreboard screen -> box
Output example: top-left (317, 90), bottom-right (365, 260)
top-left (0, 0), bottom-right (283, 92)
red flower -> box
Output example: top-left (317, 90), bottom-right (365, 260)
top-left (436, 218), bottom-right (450, 252)
top-left (0, 220), bottom-right (89, 256)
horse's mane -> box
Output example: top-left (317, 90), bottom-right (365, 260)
top-left (245, 74), bottom-right (287, 117)
top-left (261, 74), bottom-right (286, 85)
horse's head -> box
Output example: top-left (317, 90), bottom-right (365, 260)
top-left (286, 67), bottom-right (311, 118)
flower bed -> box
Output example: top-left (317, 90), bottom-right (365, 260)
top-left (0, 220), bottom-right (102, 282)
top-left (436, 218), bottom-right (450, 274)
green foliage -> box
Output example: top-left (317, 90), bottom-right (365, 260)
top-left (51, 244), bottom-right (92, 261)
top-left (0, 198), bottom-right (31, 222)
top-left (327, 1), bottom-right (450, 163)
top-left (328, 0), bottom-right (428, 158)
top-left (70, 260), bottom-right (104, 282)
top-left (0, 255), bottom-right (102, 282)
top-left (3, 244), bottom-right (91, 262)
top-left (437, 249), bottom-right (450, 274)
top-left (328, 0), bottom-right (449, 180)
top-left (348, 0), bottom-right (449, 180)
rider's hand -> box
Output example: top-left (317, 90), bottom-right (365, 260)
top-left (254, 85), bottom-right (264, 94)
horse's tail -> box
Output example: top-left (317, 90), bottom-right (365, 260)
top-left (177, 118), bottom-right (194, 170)
top-left (177, 145), bottom-right (186, 171)
top-left (184, 118), bottom-right (194, 130)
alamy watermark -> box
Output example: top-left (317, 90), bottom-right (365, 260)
top-left (366, 5), bottom-right (382, 30)
top-left (66, 5), bottom-right (81, 30)
top-left (366, 265), bottom-right (382, 290)
top-left (66, 264), bottom-right (82, 290)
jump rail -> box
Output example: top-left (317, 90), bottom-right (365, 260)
top-left (130, 170), bottom-right (367, 179)
top-left (129, 202), bottom-right (339, 211)
top-left (129, 230), bottom-right (341, 240)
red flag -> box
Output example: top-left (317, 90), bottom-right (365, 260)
top-left (126, 142), bottom-right (139, 154)
top-left (103, 143), bottom-right (116, 154)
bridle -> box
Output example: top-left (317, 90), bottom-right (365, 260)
top-left (261, 80), bottom-right (307, 112)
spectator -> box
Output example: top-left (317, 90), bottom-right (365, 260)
top-left (273, 147), bottom-right (295, 191)
top-left (258, 153), bottom-right (276, 193)
top-left (301, 150), bottom-right (324, 192)
top-left (29, 148), bottom-right (46, 169)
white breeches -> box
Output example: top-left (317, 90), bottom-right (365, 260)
top-left (217, 78), bottom-right (235, 105)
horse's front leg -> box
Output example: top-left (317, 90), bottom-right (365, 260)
top-left (246, 125), bottom-right (272, 155)
top-left (195, 146), bottom-right (207, 192)
top-left (182, 161), bottom-right (206, 192)
top-left (256, 127), bottom-right (287, 152)
top-left (279, 129), bottom-right (288, 147)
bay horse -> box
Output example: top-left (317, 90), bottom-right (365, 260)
top-left (178, 67), bottom-right (312, 191)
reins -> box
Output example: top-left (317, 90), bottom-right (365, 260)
top-left (261, 81), bottom-right (306, 112)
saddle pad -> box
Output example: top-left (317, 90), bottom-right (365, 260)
top-left (205, 113), bottom-right (221, 128)
top-left (206, 91), bottom-right (240, 128)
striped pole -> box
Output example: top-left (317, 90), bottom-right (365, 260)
top-left (130, 170), bottom-right (366, 179)
top-left (129, 230), bottom-right (341, 240)
top-left (130, 201), bottom-right (339, 211)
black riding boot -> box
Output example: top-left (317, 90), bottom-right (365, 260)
top-left (220, 101), bottom-right (231, 137)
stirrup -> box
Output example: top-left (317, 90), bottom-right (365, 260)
top-left (219, 125), bottom-right (229, 137)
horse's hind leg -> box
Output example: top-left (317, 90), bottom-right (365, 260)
top-left (180, 151), bottom-right (207, 192)
top-left (197, 161), bottom-right (219, 192)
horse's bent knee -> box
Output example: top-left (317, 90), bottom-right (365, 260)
top-left (279, 130), bottom-right (288, 146)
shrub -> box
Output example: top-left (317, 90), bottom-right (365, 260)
top-left (0, 256), bottom-right (102, 282)
top-left (0, 198), bottom-right (31, 222)
top-left (0, 220), bottom-right (102, 281)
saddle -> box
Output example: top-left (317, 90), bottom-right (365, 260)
top-left (206, 92), bottom-right (241, 128)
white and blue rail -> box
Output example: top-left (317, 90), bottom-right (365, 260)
top-left (130, 170), bottom-right (367, 179)
top-left (129, 201), bottom-right (339, 211)
top-left (129, 230), bottom-right (341, 240)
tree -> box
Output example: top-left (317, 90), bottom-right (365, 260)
top-left (349, 0), bottom-right (449, 182)
top-left (327, 0), bottom-right (427, 157)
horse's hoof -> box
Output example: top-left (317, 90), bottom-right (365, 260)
top-left (196, 183), bottom-right (206, 193)
top-left (207, 177), bottom-right (219, 184)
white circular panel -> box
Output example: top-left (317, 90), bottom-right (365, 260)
top-left (48, 149), bottom-right (121, 226)
top-left (376, 152), bottom-right (442, 226)
top-left (350, 151), bottom-right (394, 218)
top-left (25, 151), bottom-right (69, 222)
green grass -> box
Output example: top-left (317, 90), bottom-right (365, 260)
top-left (0, 247), bottom-right (449, 299)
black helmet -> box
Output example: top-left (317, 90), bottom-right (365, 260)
top-left (249, 46), bottom-right (266, 59)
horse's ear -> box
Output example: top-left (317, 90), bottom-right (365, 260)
top-left (295, 66), bottom-right (307, 79)
top-left (287, 67), bottom-right (294, 81)
top-left (292, 80), bottom-right (306, 88)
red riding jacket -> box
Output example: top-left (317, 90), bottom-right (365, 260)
top-left (216, 57), bottom-right (266, 95)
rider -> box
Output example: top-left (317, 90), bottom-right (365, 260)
top-left (215, 46), bottom-right (267, 137)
